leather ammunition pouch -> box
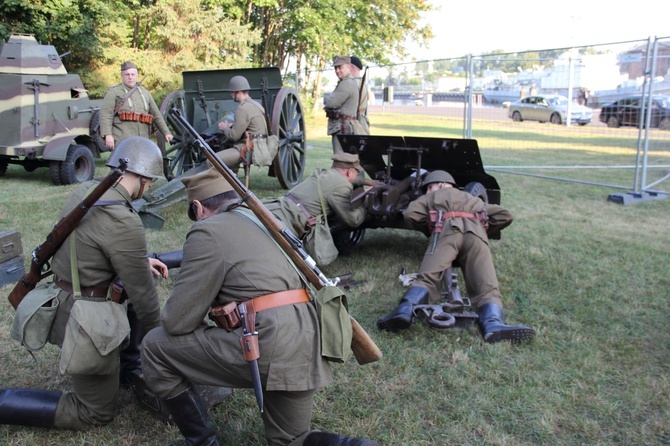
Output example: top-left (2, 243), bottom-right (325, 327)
top-left (428, 209), bottom-right (490, 232)
top-left (118, 110), bottom-right (154, 125)
top-left (209, 289), bottom-right (311, 331)
top-left (324, 107), bottom-right (340, 119)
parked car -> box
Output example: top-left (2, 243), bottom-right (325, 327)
top-left (508, 94), bottom-right (592, 125)
top-left (599, 95), bottom-right (670, 129)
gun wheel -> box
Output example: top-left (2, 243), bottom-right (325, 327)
top-left (158, 90), bottom-right (205, 180)
top-left (271, 87), bottom-right (306, 189)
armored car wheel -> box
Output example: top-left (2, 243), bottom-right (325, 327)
top-left (59, 144), bottom-right (95, 185)
top-left (271, 87), bottom-right (306, 189)
top-left (157, 90), bottom-right (205, 180)
top-left (332, 227), bottom-right (366, 256)
top-left (0, 159), bottom-right (7, 177)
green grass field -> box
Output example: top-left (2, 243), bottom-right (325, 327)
top-left (0, 113), bottom-right (668, 445)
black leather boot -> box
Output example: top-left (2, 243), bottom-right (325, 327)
top-left (477, 303), bottom-right (535, 344)
top-left (377, 286), bottom-right (429, 332)
top-left (161, 388), bottom-right (219, 446)
top-left (120, 305), bottom-right (144, 389)
top-left (0, 388), bottom-right (61, 428)
top-left (303, 431), bottom-right (377, 446)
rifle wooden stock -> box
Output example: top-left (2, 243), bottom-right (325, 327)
top-left (169, 107), bottom-right (382, 365)
top-left (7, 160), bottom-right (128, 310)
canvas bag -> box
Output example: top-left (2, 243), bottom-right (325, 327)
top-left (303, 177), bottom-right (338, 265)
top-left (10, 281), bottom-right (61, 351)
top-left (59, 299), bottom-right (129, 375)
top-left (58, 230), bottom-right (129, 375)
top-left (313, 285), bottom-right (353, 363)
top-left (249, 100), bottom-right (279, 167)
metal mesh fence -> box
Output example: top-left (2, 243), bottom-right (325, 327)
top-left (299, 36), bottom-right (670, 201)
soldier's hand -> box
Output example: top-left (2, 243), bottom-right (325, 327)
top-left (166, 133), bottom-right (174, 143)
top-left (105, 134), bottom-right (115, 150)
top-left (148, 257), bottom-right (168, 279)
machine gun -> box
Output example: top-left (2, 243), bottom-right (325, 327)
top-left (169, 106), bottom-right (382, 366)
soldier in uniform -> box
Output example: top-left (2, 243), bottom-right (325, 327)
top-left (349, 56), bottom-right (370, 134)
top-left (324, 56), bottom-right (360, 154)
top-left (99, 61), bottom-right (173, 150)
top-left (216, 75), bottom-right (267, 170)
top-left (377, 170), bottom-right (536, 344)
top-left (140, 167), bottom-right (376, 446)
top-left (263, 153), bottom-right (368, 265)
top-left (0, 137), bottom-right (168, 429)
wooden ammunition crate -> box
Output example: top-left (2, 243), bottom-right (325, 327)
top-left (0, 230), bottom-right (23, 264)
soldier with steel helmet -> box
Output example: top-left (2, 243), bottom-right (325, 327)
top-left (0, 137), bottom-right (169, 430)
top-left (377, 170), bottom-right (536, 344)
top-left (216, 75), bottom-right (267, 170)
top-left (99, 61), bottom-right (174, 150)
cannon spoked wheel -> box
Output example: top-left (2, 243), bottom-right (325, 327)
top-left (271, 87), bottom-right (306, 189)
top-left (157, 90), bottom-right (205, 180)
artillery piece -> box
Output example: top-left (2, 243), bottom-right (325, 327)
top-left (331, 134), bottom-right (502, 254)
top-left (0, 34), bottom-right (106, 184)
top-left (134, 67), bottom-right (307, 228)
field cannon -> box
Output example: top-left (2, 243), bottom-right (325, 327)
top-left (155, 67), bottom-right (306, 186)
top-left (331, 134), bottom-right (502, 254)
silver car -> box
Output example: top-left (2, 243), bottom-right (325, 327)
top-left (508, 94), bottom-right (592, 125)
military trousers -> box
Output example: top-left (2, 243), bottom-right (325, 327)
top-left (412, 231), bottom-right (504, 308)
top-left (141, 326), bottom-right (316, 446)
top-left (54, 369), bottom-right (120, 429)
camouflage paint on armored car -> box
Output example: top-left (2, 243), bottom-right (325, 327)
top-left (0, 34), bottom-right (106, 185)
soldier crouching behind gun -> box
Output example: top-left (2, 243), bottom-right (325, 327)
top-left (140, 167), bottom-right (377, 446)
top-left (377, 170), bottom-right (536, 344)
top-left (0, 137), bottom-right (168, 430)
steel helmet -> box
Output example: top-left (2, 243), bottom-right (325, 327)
top-left (228, 75), bottom-right (251, 92)
top-left (106, 136), bottom-right (165, 180)
top-left (421, 170), bottom-right (456, 189)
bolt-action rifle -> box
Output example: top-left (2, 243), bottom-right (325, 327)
top-left (169, 106), bottom-right (382, 365)
top-left (7, 159), bottom-right (128, 309)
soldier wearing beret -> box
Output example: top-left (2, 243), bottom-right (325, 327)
top-left (324, 56), bottom-right (360, 154)
top-left (99, 61), bottom-right (173, 150)
top-left (377, 170), bottom-right (536, 344)
top-left (263, 153), bottom-right (368, 265)
top-left (140, 167), bottom-right (376, 445)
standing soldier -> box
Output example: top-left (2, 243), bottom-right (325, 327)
top-left (140, 167), bottom-right (376, 446)
top-left (377, 170), bottom-right (536, 344)
top-left (324, 56), bottom-right (360, 154)
top-left (349, 56), bottom-right (371, 134)
top-left (99, 61), bottom-right (173, 150)
top-left (216, 75), bottom-right (266, 170)
top-left (0, 137), bottom-right (168, 430)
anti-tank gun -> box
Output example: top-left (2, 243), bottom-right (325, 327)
top-left (330, 134), bottom-right (502, 254)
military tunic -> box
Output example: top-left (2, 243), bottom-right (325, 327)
top-left (141, 203), bottom-right (332, 445)
top-left (264, 168), bottom-right (366, 248)
top-left (48, 181), bottom-right (161, 429)
top-left (324, 75), bottom-right (359, 153)
top-left (403, 187), bottom-right (513, 306)
top-left (99, 83), bottom-right (171, 145)
top-left (217, 97), bottom-right (267, 168)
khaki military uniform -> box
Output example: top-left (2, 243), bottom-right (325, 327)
top-left (141, 203), bottom-right (332, 445)
top-left (99, 83), bottom-right (171, 146)
top-left (403, 187), bottom-right (513, 306)
top-left (324, 75), bottom-right (359, 153)
top-left (264, 168), bottom-right (366, 240)
top-left (47, 181), bottom-right (161, 429)
top-left (217, 97), bottom-right (267, 168)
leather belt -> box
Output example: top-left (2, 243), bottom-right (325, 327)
top-left (285, 193), bottom-right (312, 220)
top-left (209, 289), bottom-right (311, 331)
top-left (54, 275), bottom-right (110, 299)
top-left (442, 211), bottom-right (476, 219)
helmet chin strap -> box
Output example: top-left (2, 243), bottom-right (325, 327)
top-left (135, 176), bottom-right (148, 200)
